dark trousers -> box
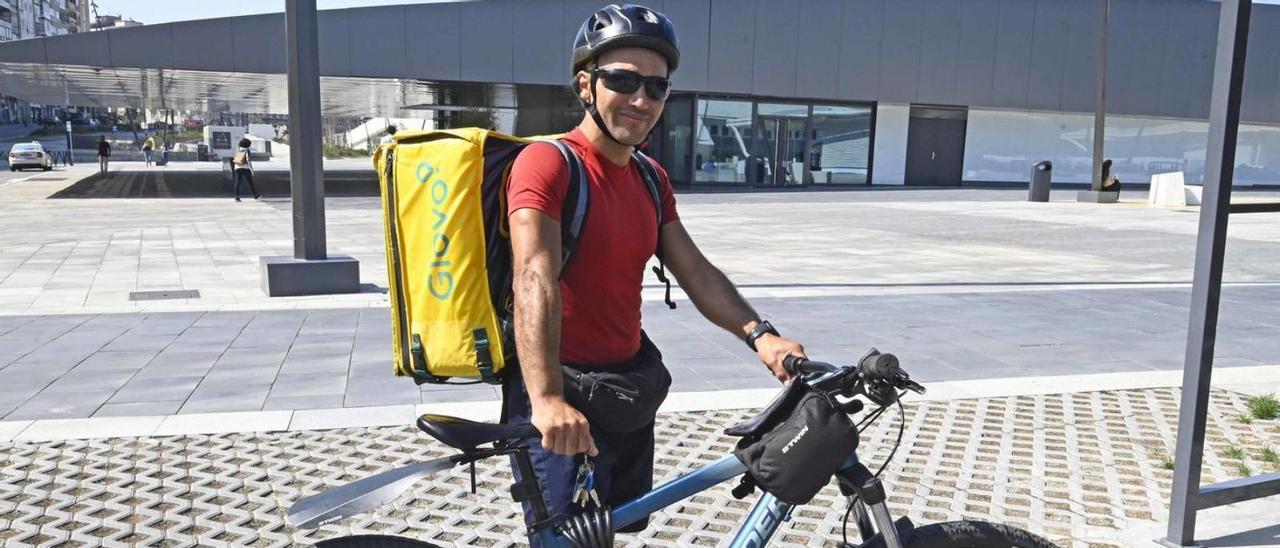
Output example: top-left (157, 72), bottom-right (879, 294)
top-left (233, 169), bottom-right (258, 198)
top-left (502, 369), bottom-right (655, 547)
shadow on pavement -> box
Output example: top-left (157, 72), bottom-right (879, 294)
top-left (48, 169), bottom-right (379, 199)
top-left (1202, 523), bottom-right (1280, 547)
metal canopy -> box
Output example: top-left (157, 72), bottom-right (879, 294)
top-left (1163, 0), bottom-right (1280, 546)
top-left (0, 61), bottom-right (540, 117)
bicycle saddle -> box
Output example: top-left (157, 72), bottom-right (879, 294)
top-left (416, 414), bottom-right (540, 451)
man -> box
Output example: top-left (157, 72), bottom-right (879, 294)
top-left (504, 4), bottom-right (806, 542)
top-left (96, 136), bottom-right (110, 174)
top-left (379, 124), bottom-right (397, 146)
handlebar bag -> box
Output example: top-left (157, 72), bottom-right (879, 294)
top-left (733, 382), bottom-right (858, 505)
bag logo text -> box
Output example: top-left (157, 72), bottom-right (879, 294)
top-left (418, 161), bottom-right (454, 300)
top-left (781, 425), bottom-right (808, 454)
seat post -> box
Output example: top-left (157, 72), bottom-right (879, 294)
top-left (510, 447), bottom-right (550, 524)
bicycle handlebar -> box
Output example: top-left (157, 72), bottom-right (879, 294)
top-left (783, 349), bottom-right (925, 406)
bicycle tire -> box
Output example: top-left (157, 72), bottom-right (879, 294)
top-left (314, 534), bottom-right (443, 547)
top-left (860, 520), bottom-right (1059, 548)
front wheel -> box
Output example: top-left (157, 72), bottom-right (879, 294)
top-left (314, 535), bottom-right (442, 547)
top-left (861, 520), bottom-right (1059, 548)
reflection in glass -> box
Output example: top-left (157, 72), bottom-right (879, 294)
top-left (964, 108), bottom-right (1280, 186)
top-left (755, 104), bottom-right (807, 185)
top-left (695, 99), bottom-right (753, 183)
top-left (809, 105), bottom-right (872, 184)
top-left (660, 96), bottom-right (692, 183)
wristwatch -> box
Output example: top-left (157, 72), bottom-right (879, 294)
top-left (744, 320), bottom-right (779, 352)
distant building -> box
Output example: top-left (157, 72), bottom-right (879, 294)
top-left (90, 14), bottom-right (142, 31)
top-left (0, 0), bottom-right (114, 123)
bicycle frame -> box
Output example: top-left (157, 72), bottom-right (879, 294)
top-left (531, 454), bottom-right (790, 548)
top-left (533, 452), bottom-right (904, 548)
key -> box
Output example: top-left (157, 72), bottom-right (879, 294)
top-left (573, 456), bottom-right (594, 508)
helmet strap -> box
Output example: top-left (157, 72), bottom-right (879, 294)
top-left (584, 66), bottom-right (645, 148)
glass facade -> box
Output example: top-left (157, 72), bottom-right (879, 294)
top-left (694, 99), bottom-right (754, 184)
top-left (654, 95), bottom-right (875, 187)
top-left (964, 108), bottom-right (1280, 186)
top-left (809, 105), bottom-right (873, 185)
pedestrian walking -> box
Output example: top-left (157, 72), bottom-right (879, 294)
top-left (141, 135), bottom-right (155, 167)
top-left (232, 136), bottom-right (260, 202)
top-left (96, 136), bottom-right (110, 174)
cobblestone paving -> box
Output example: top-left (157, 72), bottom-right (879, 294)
top-left (1, 387), bottom-right (1277, 547)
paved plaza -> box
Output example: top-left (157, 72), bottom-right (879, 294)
top-left (0, 165), bottom-right (1278, 546)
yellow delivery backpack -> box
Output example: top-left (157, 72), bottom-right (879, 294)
top-left (374, 128), bottom-right (671, 385)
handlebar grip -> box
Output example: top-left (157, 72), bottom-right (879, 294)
top-left (784, 356), bottom-right (839, 377)
top-left (782, 355), bottom-right (806, 376)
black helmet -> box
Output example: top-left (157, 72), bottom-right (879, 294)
top-left (571, 4), bottom-right (679, 74)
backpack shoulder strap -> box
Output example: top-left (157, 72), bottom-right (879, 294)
top-left (632, 150), bottom-right (663, 231)
top-left (632, 150), bottom-right (677, 310)
top-left (546, 139), bottom-right (588, 276)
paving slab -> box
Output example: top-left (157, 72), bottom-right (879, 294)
top-left (0, 385), bottom-right (1275, 547)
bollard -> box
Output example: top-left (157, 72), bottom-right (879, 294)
top-left (1029, 161), bottom-right (1052, 202)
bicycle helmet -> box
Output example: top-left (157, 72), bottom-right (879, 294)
top-left (571, 4), bottom-right (679, 75)
top-left (571, 4), bottom-right (679, 146)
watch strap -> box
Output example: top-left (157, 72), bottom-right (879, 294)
top-left (745, 320), bottom-right (779, 352)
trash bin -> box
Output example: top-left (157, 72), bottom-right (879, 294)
top-left (1029, 161), bottom-right (1052, 202)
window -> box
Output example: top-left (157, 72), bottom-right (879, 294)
top-left (659, 95), bottom-right (692, 184)
top-left (694, 99), bottom-right (753, 183)
top-left (809, 105), bottom-right (872, 184)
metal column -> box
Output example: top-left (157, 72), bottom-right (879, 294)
top-left (1091, 0), bottom-right (1108, 192)
top-left (1079, 0), bottom-right (1118, 203)
top-left (1163, 1), bottom-right (1280, 545)
top-left (286, 0), bottom-right (326, 260)
top-left (260, 0), bottom-right (359, 297)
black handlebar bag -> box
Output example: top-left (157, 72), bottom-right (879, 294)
top-left (732, 382), bottom-right (859, 505)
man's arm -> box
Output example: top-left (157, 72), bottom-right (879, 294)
top-left (659, 220), bottom-right (805, 382)
top-left (509, 208), bottom-right (596, 456)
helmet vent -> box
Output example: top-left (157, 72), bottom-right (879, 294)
top-left (592, 14), bottom-right (611, 32)
top-left (638, 9), bottom-right (658, 25)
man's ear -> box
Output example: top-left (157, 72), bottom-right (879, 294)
top-left (575, 71), bottom-right (592, 102)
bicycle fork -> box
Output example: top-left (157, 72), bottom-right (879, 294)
top-left (836, 461), bottom-right (910, 548)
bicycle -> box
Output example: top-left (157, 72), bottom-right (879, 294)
top-left (287, 350), bottom-right (1059, 547)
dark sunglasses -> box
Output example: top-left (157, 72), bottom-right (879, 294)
top-left (591, 68), bottom-right (671, 101)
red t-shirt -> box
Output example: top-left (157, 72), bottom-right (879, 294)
top-left (507, 128), bottom-right (679, 366)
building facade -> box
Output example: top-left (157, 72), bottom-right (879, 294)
top-left (2, 0), bottom-right (1279, 188)
top-left (0, 0), bottom-right (94, 123)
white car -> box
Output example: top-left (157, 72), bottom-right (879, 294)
top-left (8, 142), bottom-right (52, 171)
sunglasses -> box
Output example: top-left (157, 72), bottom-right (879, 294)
top-left (591, 68), bottom-right (671, 101)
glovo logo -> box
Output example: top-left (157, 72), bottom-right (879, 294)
top-left (418, 160), bottom-right (453, 300)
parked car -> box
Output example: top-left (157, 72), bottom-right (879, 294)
top-left (8, 142), bottom-right (52, 171)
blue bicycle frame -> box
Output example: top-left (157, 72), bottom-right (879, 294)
top-left (533, 453), bottom-right (870, 548)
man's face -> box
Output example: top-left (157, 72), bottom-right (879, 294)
top-left (577, 47), bottom-right (669, 145)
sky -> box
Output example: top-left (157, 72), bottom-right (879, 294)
top-left (91, 0), bottom-right (1280, 25)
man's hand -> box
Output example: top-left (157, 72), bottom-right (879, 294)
top-left (755, 334), bottom-right (806, 382)
top-left (530, 397), bottom-right (598, 457)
